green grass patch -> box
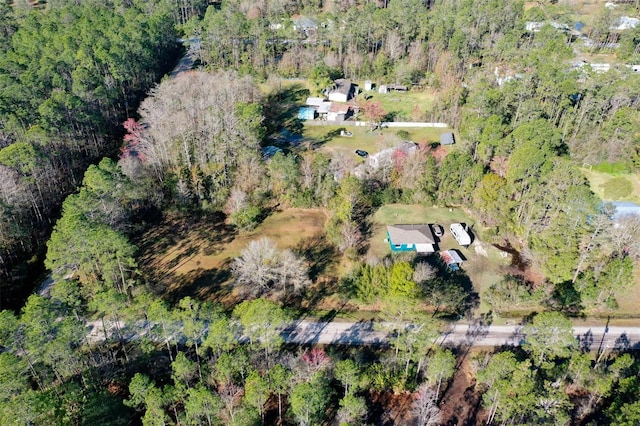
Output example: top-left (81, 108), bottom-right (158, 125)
top-left (591, 161), bottom-right (633, 175)
top-left (301, 124), bottom-right (448, 160)
top-left (139, 208), bottom-right (330, 303)
top-left (602, 177), bottom-right (634, 200)
top-left (358, 88), bottom-right (437, 120)
top-left (582, 168), bottom-right (640, 203)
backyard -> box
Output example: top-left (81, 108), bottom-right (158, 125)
top-left (301, 124), bottom-right (449, 159)
top-left (357, 85), bottom-right (438, 121)
top-left (369, 204), bottom-right (510, 314)
top-left (582, 167), bottom-right (640, 203)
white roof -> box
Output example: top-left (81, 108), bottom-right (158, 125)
top-left (317, 102), bottom-right (331, 113)
top-left (306, 97), bottom-right (325, 107)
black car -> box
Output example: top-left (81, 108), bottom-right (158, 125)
top-left (355, 149), bottom-right (368, 158)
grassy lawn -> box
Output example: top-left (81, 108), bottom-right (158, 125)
top-left (301, 124), bottom-right (449, 159)
top-left (358, 88), bottom-right (437, 120)
top-left (581, 168), bottom-right (640, 203)
top-left (369, 204), bottom-right (510, 313)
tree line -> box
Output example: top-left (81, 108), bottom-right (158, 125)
top-left (2, 286), bottom-right (640, 424)
top-left (0, 0), bottom-right (180, 308)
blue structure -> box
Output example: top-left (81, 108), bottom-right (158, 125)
top-left (298, 107), bottom-right (316, 120)
top-left (611, 201), bottom-right (640, 221)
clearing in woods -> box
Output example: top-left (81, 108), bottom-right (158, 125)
top-left (581, 168), bottom-right (640, 203)
top-left (138, 208), bottom-right (328, 303)
top-left (369, 204), bottom-right (510, 313)
top-left (302, 124), bottom-right (448, 160)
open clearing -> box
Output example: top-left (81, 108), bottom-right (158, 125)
top-left (581, 168), bottom-right (640, 203)
top-left (139, 208), bottom-right (328, 302)
top-left (369, 204), bottom-right (510, 310)
top-left (302, 124), bottom-right (449, 159)
top-left (358, 86), bottom-right (438, 119)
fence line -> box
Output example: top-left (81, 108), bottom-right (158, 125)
top-left (305, 120), bottom-right (448, 128)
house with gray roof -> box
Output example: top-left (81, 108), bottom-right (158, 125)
top-left (386, 224), bottom-right (436, 253)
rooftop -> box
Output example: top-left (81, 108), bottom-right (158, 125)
top-left (386, 224), bottom-right (435, 245)
top-left (331, 79), bottom-right (352, 96)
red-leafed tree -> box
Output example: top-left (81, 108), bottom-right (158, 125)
top-left (120, 118), bottom-right (145, 160)
top-left (360, 100), bottom-right (387, 128)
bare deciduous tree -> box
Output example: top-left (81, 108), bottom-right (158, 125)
top-left (231, 237), bottom-right (310, 297)
top-left (136, 71), bottom-right (263, 205)
top-left (412, 384), bottom-right (443, 426)
top-left (413, 261), bottom-right (437, 284)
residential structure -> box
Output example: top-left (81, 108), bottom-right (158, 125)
top-left (386, 224), bottom-right (436, 253)
top-left (327, 102), bottom-right (350, 121)
top-left (440, 132), bottom-right (455, 145)
top-left (328, 79), bottom-right (353, 102)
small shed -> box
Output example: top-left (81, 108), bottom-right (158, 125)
top-left (386, 224), bottom-right (436, 253)
top-left (440, 132), bottom-right (455, 145)
top-left (364, 80), bottom-right (373, 91)
top-left (378, 84), bottom-right (388, 94)
top-left (388, 84), bottom-right (408, 91)
top-left (298, 107), bottom-right (316, 120)
top-left (440, 249), bottom-right (464, 271)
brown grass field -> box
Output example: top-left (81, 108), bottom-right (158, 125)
top-left (138, 208), bottom-right (329, 303)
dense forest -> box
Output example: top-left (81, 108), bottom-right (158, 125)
top-left (0, 0), bottom-right (183, 307)
top-left (1, 0), bottom-right (640, 424)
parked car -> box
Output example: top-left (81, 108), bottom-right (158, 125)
top-left (355, 149), bottom-right (368, 158)
top-left (340, 130), bottom-right (353, 137)
top-left (432, 224), bottom-right (444, 237)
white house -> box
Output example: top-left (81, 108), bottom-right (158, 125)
top-left (328, 79), bottom-right (353, 102)
top-left (611, 16), bottom-right (640, 31)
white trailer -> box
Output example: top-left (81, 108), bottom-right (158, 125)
top-left (450, 223), bottom-right (472, 246)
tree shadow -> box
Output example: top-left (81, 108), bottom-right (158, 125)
top-left (546, 281), bottom-right (585, 317)
top-left (614, 333), bottom-right (631, 351)
top-left (293, 233), bottom-right (340, 282)
top-left (263, 83), bottom-right (310, 135)
top-left (163, 267), bottom-right (232, 304)
top-left (306, 127), bottom-right (346, 149)
top-left (578, 329), bottom-right (594, 353)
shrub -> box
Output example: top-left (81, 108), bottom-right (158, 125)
top-left (396, 130), bottom-right (410, 139)
top-left (602, 177), bottom-right (633, 200)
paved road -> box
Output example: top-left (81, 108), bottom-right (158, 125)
top-left (85, 318), bottom-right (640, 352)
top-left (170, 38), bottom-right (200, 78)
top-left (284, 321), bottom-right (640, 351)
